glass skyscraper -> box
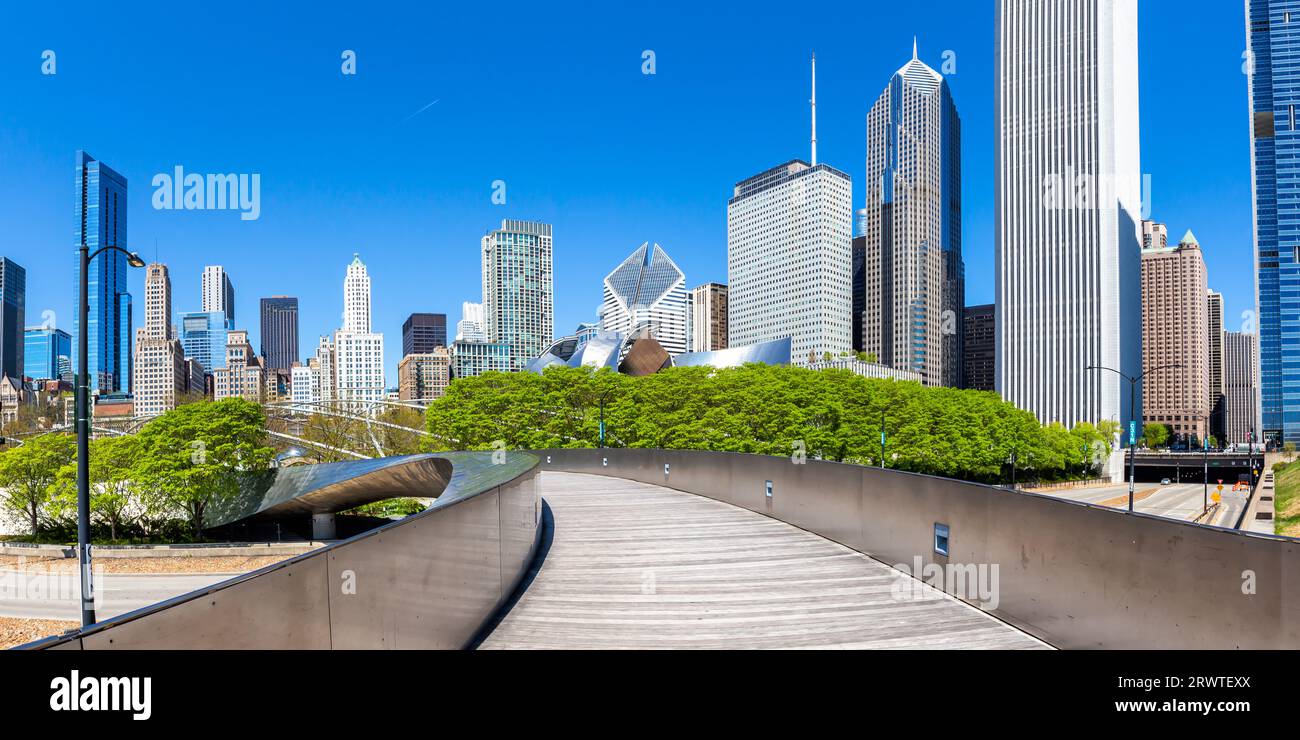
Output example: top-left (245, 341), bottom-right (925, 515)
top-left (73, 151), bottom-right (132, 394)
top-left (1247, 0), bottom-right (1300, 445)
top-left (0, 258), bottom-right (26, 381)
top-left (260, 296), bottom-right (299, 371)
top-left (24, 327), bottom-right (71, 381)
top-left (481, 219), bottom-right (553, 372)
top-left (179, 310), bottom-right (231, 373)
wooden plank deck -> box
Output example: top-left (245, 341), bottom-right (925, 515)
top-left (479, 472), bottom-right (1049, 650)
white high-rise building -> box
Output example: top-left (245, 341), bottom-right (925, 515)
top-left (481, 219), bottom-right (553, 371)
top-left (727, 56), bottom-right (853, 366)
top-left (133, 263), bottom-right (186, 417)
top-left (342, 253), bottom-right (372, 333)
top-left (456, 301), bottom-right (485, 342)
top-left (995, 0), bottom-right (1143, 432)
top-left (333, 254), bottom-right (384, 411)
top-left (201, 265), bottom-right (235, 326)
top-left (599, 242), bottom-right (688, 355)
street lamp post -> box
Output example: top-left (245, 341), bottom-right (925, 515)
top-left (76, 242), bottom-right (145, 627)
top-left (879, 410), bottom-right (886, 469)
top-left (597, 387), bottom-right (615, 449)
top-left (1085, 363), bottom-right (1182, 513)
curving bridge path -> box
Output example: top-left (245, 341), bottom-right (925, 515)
top-left (480, 472), bottom-right (1046, 650)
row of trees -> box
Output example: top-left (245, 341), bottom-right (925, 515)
top-left (424, 364), bottom-right (1116, 484)
top-left (0, 398), bottom-right (275, 541)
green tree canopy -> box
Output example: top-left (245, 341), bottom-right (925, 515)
top-left (0, 433), bottom-right (76, 535)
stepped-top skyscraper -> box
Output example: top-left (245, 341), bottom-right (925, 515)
top-left (334, 254), bottom-right (384, 409)
top-left (133, 263), bottom-right (186, 417)
top-left (995, 0), bottom-right (1143, 432)
top-left (861, 41), bottom-right (962, 387)
top-left (481, 219), bottom-right (554, 371)
top-left (74, 151), bottom-right (132, 394)
top-left (1247, 0), bottom-right (1300, 444)
top-left (728, 55), bottom-right (853, 365)
top-left (599, 242), bottom-right (688, 354)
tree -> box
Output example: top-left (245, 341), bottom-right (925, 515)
top-left (1142, 422), bottom-right (1170, 449)
top-left (52, 435), bottom-right (143, 541)
top-left (131, 399), bottom-right (276, 539)
top-left (1286, 441), bottom-right (1297, 461)
top-left (0, 433), bottom-right (76, 536)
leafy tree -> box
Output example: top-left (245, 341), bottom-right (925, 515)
top-left (1285, 441), bottom-right (1297, 461)
top-left (131, 399), bottom-right (276, 538)
top-left (1142, 422), bottom-right (1170, 449)
top-left (52, 435), bottom-right (143, 540)
top-left (0, 433), bottom-right (76, 535)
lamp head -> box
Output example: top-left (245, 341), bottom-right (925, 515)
top-left (126, 252), bottom-right (146, 268)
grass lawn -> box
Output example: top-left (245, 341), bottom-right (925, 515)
top-left (1274, 462), bottom-right (1300, 537)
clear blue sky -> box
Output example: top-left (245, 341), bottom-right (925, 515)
top-left (0, 0), bottom-right (1256, 382)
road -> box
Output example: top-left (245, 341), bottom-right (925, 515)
top-left (1037, 481), bottom-right (1250, 526)
top-left (0, 570), bottom-right (233, 621)
top-left (481, 472), bottom-right (1048, 649)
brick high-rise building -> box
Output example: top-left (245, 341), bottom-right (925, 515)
top-left (398, 347), bottom-right (451, 403)
top-left (132, 263), bottom-right (186, 417)
top-left (1141, 228), bottom-right (1209, 441)
top-left (1224, 331), bottom-right (1259, 447)
top-left (689, 283), bottom-right (728, 353)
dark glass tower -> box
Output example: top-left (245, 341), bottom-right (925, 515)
top-left (402, 313), bottom-right (448, 356)
top-left (73, 151), bottom-right (131, 394)
top-left (259, 296), bottom-right (299, 371)
top-left (0, 258), bottom-right (25, 380)
top-left (1247, 1), bottom-right (1300, 445)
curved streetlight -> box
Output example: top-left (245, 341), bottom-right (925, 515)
top-left (1085, 363), bottom-right (1183, 513)
top-left (76, 242), bottom-right (145, 626)
top-left (598, 387), bottom-right (616, 448)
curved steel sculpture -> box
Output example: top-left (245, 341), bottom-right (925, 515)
top-left (21, 451), bottom-right (541, 650)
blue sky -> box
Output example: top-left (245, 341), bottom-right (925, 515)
top-left (0, 0), bottom-right (1256, 381)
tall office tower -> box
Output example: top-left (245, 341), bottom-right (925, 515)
top-left (963, 304), bottom-right (996, 391)
top-left (995, 0), bottom-right (1143, 432)
top-left (132, 263), bottom-right (186, 417)
top-left (291, 360), bottom-right (320, 410)
top-left (599, 243), bottom-right (689, 355)
top-left (0, 258), bottom-right (25, 381)
top-left (314, 335), bottom-right (336, 404)
top-left (1207, 289), bottom-right (1226, 440)
top-left (852, 230), bottom-right (866, 353)
top-left (334, 254), bottom-right (384, 409)
top-left (481, 219), bottom-right (554, 371)
top-left (689, 283), bottom-right (729, 353)
top-left (24, 327), bottom-right (71, 382)
top-left (1247, 0), bottom-right (1300, 445)
top-left (861, 43), bottom-right (963, 387)
top-left (402, 313), bottom-right (448, 356)
top-left (1141, 220), bottom-right (1169, 250)
top-left (259, 296), bottom-right (299, 371)
top-left (398, 347), bottom-right (451, 403)
top-left (201, 265), bottom-right (235, 326)
top-left (456, 302), bottom-right (485, 342)
top-left (728, 57), bottom-right (853, 366)
top-left (1225, 332), bottom-right (1260, 446)
top-left (74, 151), bottom-right (132, 394)
top-left (451, 339), bottom-right (511, 378)
top-left (179, 311), bottom-right (230, 372)
top-left (1140, 230), bottom-right (1209, 441)
top-left (213, 330), bottom-right (264, 402)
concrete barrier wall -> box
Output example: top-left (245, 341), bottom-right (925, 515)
top-left (534, 448), bottom-right (1300, 650)
top-left (23, 453), bottom-right (542, 650)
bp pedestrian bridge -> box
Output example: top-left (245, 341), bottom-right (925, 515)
top-left (19, 449), bottom-right (1300, 650)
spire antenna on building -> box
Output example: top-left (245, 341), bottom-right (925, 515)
top-left (810, 51), bottom-right (817, 166)
top-left (913, 36), bottom-right (918, 60)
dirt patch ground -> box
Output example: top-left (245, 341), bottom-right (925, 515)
top-left (0, 554), bottom-right (293, 575)
top-left (0, 616), bottom-right (78, 649)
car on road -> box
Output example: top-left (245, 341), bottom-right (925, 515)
top-left (1160, 478), bottom-right (1172, 485)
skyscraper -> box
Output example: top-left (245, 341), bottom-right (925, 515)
top-left (481, 219), bottom-right (553, 371)
top-left (334, 254), bottom-right (385, 409)
top-left (74, 151), bottom-right (132, 394)
top-left (259, 296), bottom-right (299, 371)
top-left (179, 311), bottom-right (230, 372)
top-left (0, 258), bottom-right (25, 381)
top-left (213, 329), bottom-right (264, 402)
top-left (861, 42), bottom-right (963, 387)
top-left (1225, 331), bottom-right (1259, 446)
top-left (995, 0), bottom-right (1143, 432)
top-left (398, 347), bottom-right (451, 403)
top-left (24, 327), bottom-right (71, 382)
top-left (689, 283), bottom-right (728, 353)
top-left (456, 302), bottom-right (485, 343)
top-left (1140, 228), bottom-right (1209, 442)
top-left (728, 56), bottom-right (852, 366)
top-left (963, 304), bottom-right (995, 392)
top-left (402, 313), bottom-right (448, 356)
top-left (599, 243), bottom-right (689, 355)
top-left (133, 263), bottom-right (186, 417)
top-left (202, 266), bottom-right (235, 326)
top-left (1247, 0), bottom-right (1300, 445)
top-left (1208, 289), bottom-right (1226, 440)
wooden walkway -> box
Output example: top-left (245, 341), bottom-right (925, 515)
top-left (479, 472), bottom-right (1048, 650)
